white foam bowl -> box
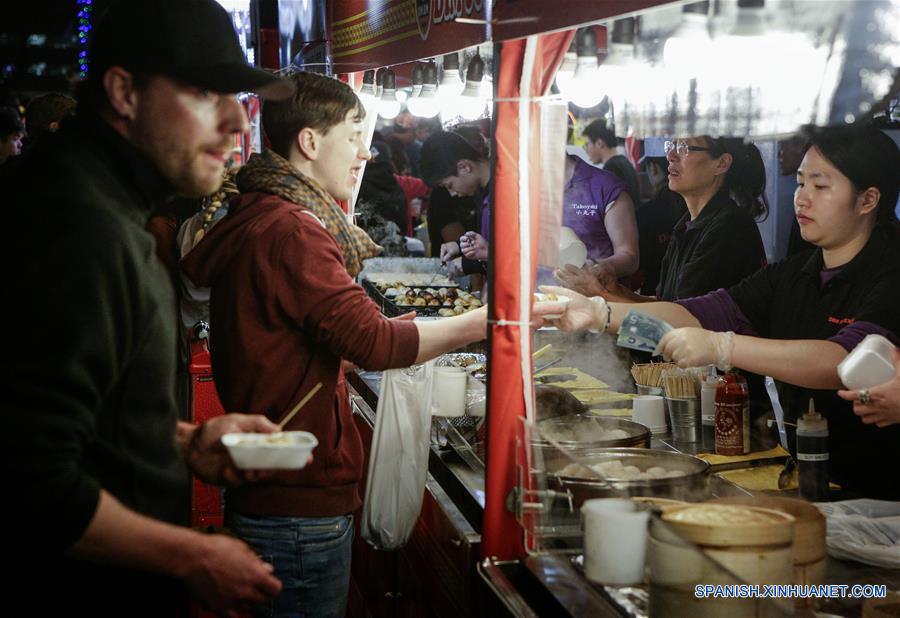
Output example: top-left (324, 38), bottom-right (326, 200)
top-left (837, 334), bottom-right (896, 390)
top-left (534, 293), bottom-right (571, 319)
top-left (221, 431), bottom-right (318, 470)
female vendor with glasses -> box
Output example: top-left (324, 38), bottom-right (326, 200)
top-left (557, 136), bottom-right (768, 302)
top-left (540, 125), bottom-right (900, 499)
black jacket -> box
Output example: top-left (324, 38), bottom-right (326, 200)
top-left (657, 191), bottom-right (766, 300)
top-left (728, 227), bottom-right (900, 498)
top-left (1, 113), bottom-right (189, 614)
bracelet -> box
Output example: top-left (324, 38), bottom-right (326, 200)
top-left (588, 297), bottom-right (612, 334)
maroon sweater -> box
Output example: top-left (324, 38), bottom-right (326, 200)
top-left (182, 192), bottom-right (419, 517)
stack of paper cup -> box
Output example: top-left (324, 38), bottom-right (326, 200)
top-left (582, 499), bottom-right (650, 585)
top-left (632, 395), bottom-right (667, 435)
top-left (431, 366), bottom-right (467, 417)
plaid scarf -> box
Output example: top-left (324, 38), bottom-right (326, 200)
top-left (236, 150), bottom-right (381, 277)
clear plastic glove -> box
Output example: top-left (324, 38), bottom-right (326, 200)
top-left (838, 348), bottom-right (900, 427)
top-left (535, 285), bottom-right (608, 332)
top-left (460, 231), bottom-right (488, 260)
top-left (440, 241), bottom-right (461, 263)
top-left (657, 328), bottom-right (734, 371)
top-left (447, 257), bottom-right (464, 278)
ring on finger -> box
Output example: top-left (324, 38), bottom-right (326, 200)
top-left (859, 388), bottom-right (871, 405)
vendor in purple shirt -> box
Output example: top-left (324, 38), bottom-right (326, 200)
top-left (538, 125), bottom-right (900, 500)
top-left (558, 154), bottom-right (639, 280)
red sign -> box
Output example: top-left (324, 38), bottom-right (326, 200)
top-left (330, 0), bottom-right (489, 73)
top-left (492, 0), bottom-right (676, 41)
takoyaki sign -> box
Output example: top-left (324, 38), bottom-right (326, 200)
top-left (417, 0), bottom-right (486, 40)
top-left (331, 0), bottom-right (487, 73)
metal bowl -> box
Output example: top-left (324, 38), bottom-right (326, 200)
top-left (545, 448), bottom-right (711, 505)
top-left (533, 416), bottom-right (650, 450)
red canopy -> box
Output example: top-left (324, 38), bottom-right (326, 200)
top-left (484, 31), bottom-right (573, 560)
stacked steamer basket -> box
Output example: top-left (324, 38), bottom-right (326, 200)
top-left (648, 503), bottom-right (795, 618)
top-left (708, 496), bottom-right (827, 609)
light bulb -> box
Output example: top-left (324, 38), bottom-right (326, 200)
top-left (408, 83), bottom-right (440, 118)
top-left (567, 56), bottom-right (601, 108)
top-left (663, 12), bottom-right (713, 83)
top-left (438, 52), bottom-right (464, 99)
top-left (457, 52), bottom-right (487, 120)
top-left (408, 63), bottom-right (440, 118)
top-left (378, 69), bottom-right (401, 119)
top-left (357, 70), bottom-right (378, 113)
top-left (458, 85), bottom-right (486, 120)
top-left (555, 49), bottom-right (576, 94)
top-left (560, 27), bottom-right (602, 109)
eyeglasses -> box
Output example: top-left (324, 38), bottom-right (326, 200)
top-left (664, 140), bottom-right (712, 158)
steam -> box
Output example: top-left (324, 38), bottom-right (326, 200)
top-left (533, 328), bottom-right (634, 395)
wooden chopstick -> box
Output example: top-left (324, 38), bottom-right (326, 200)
top-left (277, 382), bottom-right (323, 430)
top-left (533, 343), bottom-right (552, 360)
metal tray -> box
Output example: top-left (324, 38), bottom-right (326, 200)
top-left (533, 416), bottom-right (650, 450)
top-left (545, 448), bottom-right (711, 505)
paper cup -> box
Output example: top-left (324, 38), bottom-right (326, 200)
top-left (632, 395), bottom-right (666, 431)
top-left (582, 498), bottom-right (649, 585)
top-left (431, 366), bottom-right (467, 417)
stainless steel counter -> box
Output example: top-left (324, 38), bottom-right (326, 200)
top-left (349, 369), bottom-right (900, 618)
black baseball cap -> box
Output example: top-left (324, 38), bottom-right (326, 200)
top-left (88, 0), bottom-right (294, 100)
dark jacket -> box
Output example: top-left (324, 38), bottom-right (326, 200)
top-left (182, 191), bottom-right (419, 518)
top-left (658, 191), bottom-right (766, 300)
top-left (358, 159), bottom-right (408, 233)
top-left (728, 227), bottom-right (900, 498)
top-left (1, 113), bottom-right (189, 613)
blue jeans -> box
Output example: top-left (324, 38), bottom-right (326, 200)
top-left (225, 511), bottom-right (353, 618)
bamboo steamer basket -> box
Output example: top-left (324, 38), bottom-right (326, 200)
top-left (863, 592), bottom-right (900, 618)
top-left (659, 504), bottom-right (795, 587)
top-left (663, 503), bottom-right (795, 547)
top-left (707, 496), bottom-right (826, 565)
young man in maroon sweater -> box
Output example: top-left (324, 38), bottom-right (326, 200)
top-left (182, 72), bottom-right (487, 618)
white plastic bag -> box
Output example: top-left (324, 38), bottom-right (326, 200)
top-left (815, 499), bottom-right (900, 568)
top-left (361, 361), bottom-right (434, 550)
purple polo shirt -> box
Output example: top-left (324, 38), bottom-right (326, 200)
top-left (562, 156), bottom-right (627, 262)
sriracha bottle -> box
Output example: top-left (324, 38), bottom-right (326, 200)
top-left (715, 372), bottom-right (750, 455)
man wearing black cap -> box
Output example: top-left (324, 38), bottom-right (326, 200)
top-left (0, 1), bottom-right (293, 615)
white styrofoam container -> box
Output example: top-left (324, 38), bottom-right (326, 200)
top-left (837, 334), bottom-right (896, 390)
top-left (221, 431), bottom-right (318, 470)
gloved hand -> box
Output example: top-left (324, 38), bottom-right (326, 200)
top-left (838, 348), bottom-right (900, 427)
top-left (657, 328), bottom-right (735, 371)
top-left (535, 285), bottom-right (610, 333)
top-left (440, 241), bottom-right (461, 263)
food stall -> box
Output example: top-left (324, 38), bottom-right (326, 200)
top-left (327, 0), bottom-right (900, 616)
